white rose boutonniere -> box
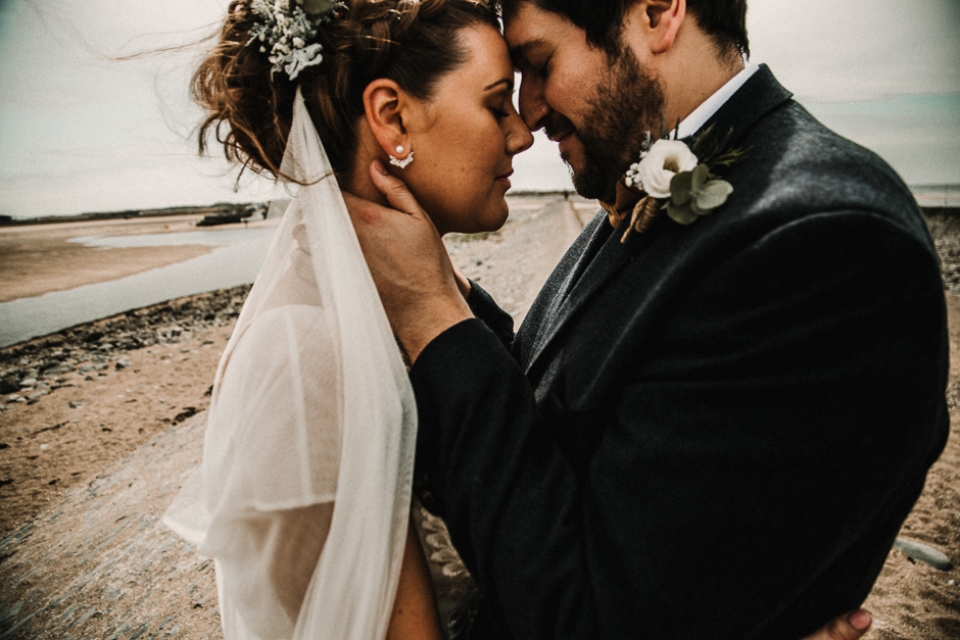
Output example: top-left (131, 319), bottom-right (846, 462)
top-left (614, 124), bottom-right (746, 241)
top-left (628, 139), bottom-right (698, 199)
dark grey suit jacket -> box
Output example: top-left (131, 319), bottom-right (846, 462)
top-left (409, 66), bottom-right (949, 639)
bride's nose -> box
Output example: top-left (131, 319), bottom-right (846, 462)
top-left (506, 108), bottom-right (534, 156)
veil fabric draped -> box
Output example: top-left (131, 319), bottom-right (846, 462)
top-left (163, 89), bottom-right (417, 640)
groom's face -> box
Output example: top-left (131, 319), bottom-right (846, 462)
top-left (505, 3), bottom-right (665, 202)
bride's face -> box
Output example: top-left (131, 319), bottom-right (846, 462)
top-left (402, 24), bottom-right (534, 236)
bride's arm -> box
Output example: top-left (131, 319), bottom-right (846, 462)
top-left (386, 520), bottom-right (445, 640)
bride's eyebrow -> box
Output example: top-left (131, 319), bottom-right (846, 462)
top-left (484, 78), bottom-right (514, 93)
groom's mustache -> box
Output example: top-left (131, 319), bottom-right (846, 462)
top-left (543, 113), bottom-right (576, 144)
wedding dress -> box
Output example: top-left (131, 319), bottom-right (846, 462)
top-left (163, 89), bottom-right (424, 640)
top-left (413, 502), bottom-right (481, 638)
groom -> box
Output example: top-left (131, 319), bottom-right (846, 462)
top-left (349, 0), bottom-right (949, 638)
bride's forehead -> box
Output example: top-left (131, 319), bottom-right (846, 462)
top-left (455, 24), bottom-right (514, 76)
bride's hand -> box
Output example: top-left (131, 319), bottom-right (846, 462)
top-left (801, 609), bottom-right (872, 640)
top-left (452, 266), bottom-right (472, 299)
top-left (344, 160), bottom-right (472, 363)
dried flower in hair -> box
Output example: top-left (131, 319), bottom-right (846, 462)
top-left (248, 0), bottom-right (345, 80)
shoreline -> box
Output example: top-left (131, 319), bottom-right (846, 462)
top-left (1, 199), bottom-right (956, 307)
top-left (0, 196), bottom-right (578, 349)
top-left (0, 202), bottom-right (268, 227)
top-left (1, 186), bottom-right (956, 227)
top-left (0, 214), bottom-right (277, 305)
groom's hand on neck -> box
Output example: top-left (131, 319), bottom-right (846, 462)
top-left (344, 160), bottom-right (473, 363)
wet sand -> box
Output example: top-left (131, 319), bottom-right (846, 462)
top-left (0, 216), bottom-right (276, 303)
top-left (2, 216), bottom-right (208, 303)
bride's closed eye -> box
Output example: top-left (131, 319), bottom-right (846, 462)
top-left (482, 77), bottom-right (515, 120)
top-left (489, 104), bottom-right (510, 121)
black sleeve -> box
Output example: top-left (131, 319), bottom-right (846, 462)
top-left (409, 211), bottom-right (948, 640)
top-left (465, 279), bottom-right (515, 349)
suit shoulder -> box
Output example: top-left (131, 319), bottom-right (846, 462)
top-left (724, 99), bottom-right (930, 244)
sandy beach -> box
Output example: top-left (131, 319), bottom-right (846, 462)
top-left (0, 200), bottom-right (958, 638)
top-left (0, 216), bottom-right (211, 303)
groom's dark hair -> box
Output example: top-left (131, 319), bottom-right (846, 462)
top-left (498, 0), bottom-right (749, 59)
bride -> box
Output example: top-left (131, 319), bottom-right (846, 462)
top-left (163, 1), bottom-right (529, 639)
top-left (164, 1), bottom-right (873, 639)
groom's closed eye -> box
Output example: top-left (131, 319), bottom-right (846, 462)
top-left (510, 40), bottom-right (550, 77)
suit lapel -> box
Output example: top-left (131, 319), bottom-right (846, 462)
top-left (697, 64), bottom-right (792, 155)
top-left (517, 212), bottom-right (609, 366)
top-left (524, 215), bottom-right (653, 374)
top-left (523, 65), bottom-right (794, 376)
top-left (543, 215), bottom-right (611, 313)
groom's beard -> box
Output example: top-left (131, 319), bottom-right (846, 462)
top-left (549, 47), bottom-right (665, 202)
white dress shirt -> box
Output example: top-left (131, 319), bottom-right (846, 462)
top-left (675, 63), bottom-right (760, 139)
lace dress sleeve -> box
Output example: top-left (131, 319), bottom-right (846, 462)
top-left (412, 499), bottom-right (481, 640)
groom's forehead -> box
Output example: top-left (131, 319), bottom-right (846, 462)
top-left (503, 2), bottom-right (577, 55)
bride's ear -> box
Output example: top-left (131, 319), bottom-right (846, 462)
top-left (363, 79), bottom-right (412, 159)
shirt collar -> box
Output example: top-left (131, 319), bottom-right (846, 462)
top-left (675, 63), bottom-right (760, 140)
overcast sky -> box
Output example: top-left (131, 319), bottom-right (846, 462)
top-left (0, 0), bottom-right (958, 218)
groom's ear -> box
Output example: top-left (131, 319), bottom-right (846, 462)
top-left (633, 0), bottom-right (686, 55)
top-left (363, 79), bottom-right (411, 156)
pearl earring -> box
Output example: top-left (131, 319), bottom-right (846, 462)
top-left (388, 146), bottom-right (414, 169)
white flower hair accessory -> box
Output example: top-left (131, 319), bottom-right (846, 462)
top-left (248, 0), bottom-right (346, 80)
top-left (615, 124), bottom-right (745, 242)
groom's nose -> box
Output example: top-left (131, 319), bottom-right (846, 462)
top-left (518, 72), bottom-right (549, 132)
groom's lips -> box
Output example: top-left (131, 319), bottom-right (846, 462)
top-left (496, 170), bottom-right (514, 189)
top-left (546, 122), bottom-right (577, 157)
top-left (552, 130), bottom-right (576, 158)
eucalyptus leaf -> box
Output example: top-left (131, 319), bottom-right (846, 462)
top-left (691, 163), bottom-right (710, 192)
top-left (670, 171), bottom-right (693, 206)
top-left (667, 202), bottom-right (699, 225)
top-left (694, 179), bottom-right (734, 211)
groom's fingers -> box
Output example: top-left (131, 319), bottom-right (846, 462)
top-left (369, 159), bottom-right (428, 220)
top-left (800, 609), bottom-right (872, 640)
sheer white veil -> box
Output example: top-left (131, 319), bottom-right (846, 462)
top-left (164, 89), bottom-right (417, 640)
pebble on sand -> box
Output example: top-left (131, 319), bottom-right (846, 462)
top-left (893, 537), bottom-right (955, 571)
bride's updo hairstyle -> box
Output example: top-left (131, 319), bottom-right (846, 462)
top-left (195, 0), bottom-right (498, 180)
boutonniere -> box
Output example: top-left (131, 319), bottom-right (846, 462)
top-left (618, 124), bottom-right (746, 242)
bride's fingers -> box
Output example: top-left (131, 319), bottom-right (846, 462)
top-left (800, 609), bottom-right (872, 640)
top-left (369, 159), bottom-right (427, 219)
